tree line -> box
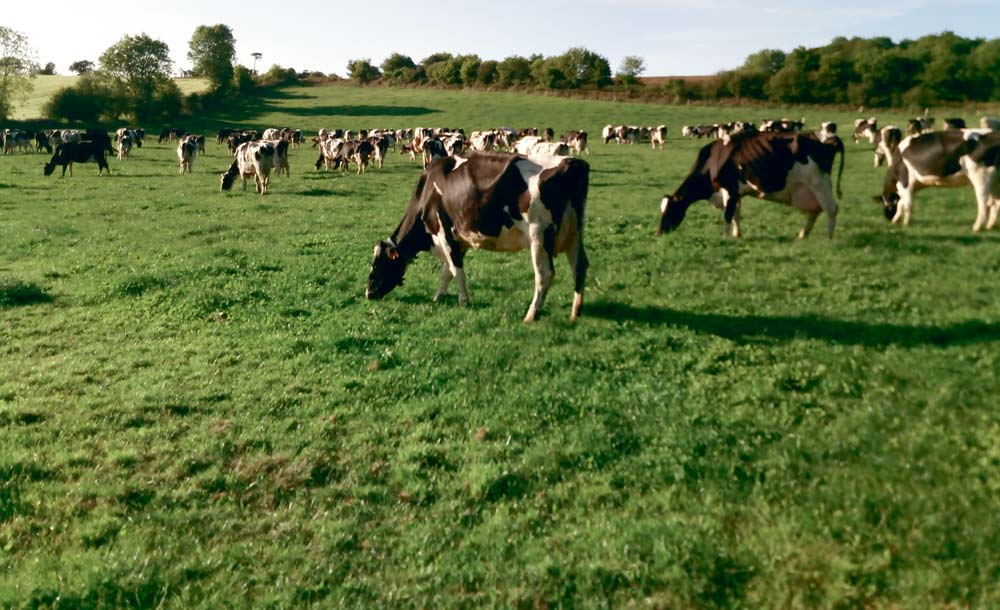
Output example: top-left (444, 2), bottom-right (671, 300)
top-left (346, 33), bottom-right (999, 107)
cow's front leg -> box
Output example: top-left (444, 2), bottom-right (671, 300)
top-left (524, 224), bottom-right (555, 323)
top-left (986, 197), bottom-right (1000, 230)
top-left (433, 261), bottom-right (453, 302)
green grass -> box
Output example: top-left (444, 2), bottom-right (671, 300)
top-left (10, 75), bottom-right (210, 120)
top-left (2, 83), bottom-right (999, 609)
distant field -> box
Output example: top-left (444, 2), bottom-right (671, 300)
top-left (9, 75), bottom-right (210, 120)
top-left (2, 83), bottom-right (999, 609)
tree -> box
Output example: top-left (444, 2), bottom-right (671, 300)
top-left (554, 47), bottom-right (612, 88)
top-left (69, 60), bottom-right (94, 75)
top-left (251, 52), bottom-right (262, 74)
top-left (616, 56), bottom-right (646, 84)
top-left (496, 56), bottom-right (531, 87)
top-left (233, 64), bottom-right (255, 93)
top-left (98, 33), bottom-right (174, 121)
top-left (38, 62), bottom-right (56, 75)
top-left (477, 60), bottom-right (499, 86)
top-left (43, 74), bottom-right (110, 123)
top-left (188, 24), bottom-right (236, 91)
top-left (459, 55), bottom-right (481, 86)
top-left (381, 53), bottom-right (418, 83)
top-left (0, 26), bottom-right (37, 120)
top-left (346, 58), bottom-right (381, 85)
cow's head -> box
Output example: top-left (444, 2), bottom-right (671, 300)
top-left (874, 193), bottom-right (899, 221)
top-left (658, 195), bottom-right (691, 235)
top-left (220, 162), bottom-right (239, 191)
top-left (43, 160), bottom-right (56, 176)
top-left (366, 240), bottom-right (408, 300)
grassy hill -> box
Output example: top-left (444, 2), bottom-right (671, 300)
top-left (1, 83), bottom-right (998, 609)
top-left (9, 75), bottom-right (210, 120)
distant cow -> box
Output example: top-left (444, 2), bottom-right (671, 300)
top-left (221, 141), bottom-right (276, 195)
top-left (43, 141), bottom-right (111, 177)
top-left (943, 118), bottom-right (966, 130)
top-left (158, 127), bottom-right (186, 144)
top-left (422, 138), bottom-right (447, 169)
top-left (117, 134), bottom-right (133, 161)
top-left (818, 122), bottom-right (837, 143)
top-left (650, 125), bottom-right (667, 150)
top-left (562, 131), bottom-right (589, 156)
top-left (981, 116), bottom-right (1000, 131)
top-left (366, 153), bottom-right (590, 322)
top-left (264, 139), bottom-right (290, 176)
top-left (877, 129), bottom-right (1000, 232)
top-left (177, 137), bottom-right (198, 174)
top-left (853, 118), bottom-right (878, 144)
top-left (659, 132), bottom-right (844, 239)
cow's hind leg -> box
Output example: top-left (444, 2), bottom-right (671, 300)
top-left (433, 261), bottom-right (453, 302)
top-left (524, 224), bottom-right (556, 323)
top-left (564, 233), bottom-right (588, 322)
top-left (969, 166), bottom-right (995, 232)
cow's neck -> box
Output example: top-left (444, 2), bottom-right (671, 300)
top-left (391, 208), bottom-right (433, 260)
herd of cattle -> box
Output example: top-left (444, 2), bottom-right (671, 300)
top-left (3, 111), bottom-right (999, 320)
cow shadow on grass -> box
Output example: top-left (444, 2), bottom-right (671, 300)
top-left (586, 300), bottom-right (1000, 348)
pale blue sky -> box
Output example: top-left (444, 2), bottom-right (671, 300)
top-left (6, 1), bottom-right (1000, 76)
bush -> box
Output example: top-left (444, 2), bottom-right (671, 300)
top-left (43, 75), bottom-right (110, 123)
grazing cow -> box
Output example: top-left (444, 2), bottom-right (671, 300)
top-left (853, 118), bottom-right (878, 144)
top-left (602, 125), bottom-right (616, 144)
top-left (981, 116), bottom-right (1000, 131)
top-left (761, 118), bottom-right (805, 133)
top-left (515, 136), bottom-right (542, 156)
top-left (470, 131), bottom-right (497, 152)
top-left (2, 130), bottom-right (30, 154)
top-left (221, 141), bottom-right (276, 195)
top-left (117, 134), bottom-right (133, 161)
top-left (352, 139), bottom-right (376, 174)
top-left (543, 127), bottom-right (555, 142)
top-left (366, 153), bottom-right (590, 322)
top-left (261, 128), bottom-right (281, 141)
top-left (562, 131), bottom-right (589, 156)
top-left (177, 136), bottom-right (197, 174)
top-left (876, 129), bottom-right (1000, 232)
top-left (650, 125), bottom-right (667, 150)
top-left (944, 118), bottom-right (966, 130)
top-left (443, 134), bottom-right (465, 156)
top-left (216, 128), bottom-right (236, 144)
top-left (873, 126), bottom-right (903, 168)
top-left (43, 141), bottom-right (111, 177)
top-left (188, 134), bottom-right (206, 155)
top-left (315, 138), bottom-right (345, 170)
top-left (659, 132), bottom-right (844, 239)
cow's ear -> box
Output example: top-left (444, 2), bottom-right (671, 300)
top-left (387, 246), bottom-right (400, 261)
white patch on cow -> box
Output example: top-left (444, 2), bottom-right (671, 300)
top-left (660, 197), bottom-right (669, 215)
top-left (430, 224), bottom-right (467, 305)
top-left (453, 157), bottom-right (468, 170)
top-left (433, 181), bottom-right (443, 196)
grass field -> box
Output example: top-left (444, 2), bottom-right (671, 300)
top-left (2, 83), bottom-right (999, 609)
top-left (9, 75), bottom-right (210, 121)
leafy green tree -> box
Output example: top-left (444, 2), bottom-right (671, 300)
top-left (969, 39), bottom-right (1000, 100)
top-left (38, 62), bottom-right (56, 75)
top-left (98, 33), bottom-right (174, 121)
top-left (554, 47), bottom-right (612, 88)
top-left (381, 53), bottom-right (417, 82)
top-left (69, 60), bottom-right (94, 75)
top-left (233, 64), bottom-right (255, 93)
top-left (426, 58), bottom-right (462, 86)
top-left (459, 55), bottom-right (481, 85)
top-left (766, 47), bottom-right (820, 103)
top-left (531, 57), bottom-right (566, 89)
top-left (0, 26), bottom-right (37, 120)
top-left (187, 24), bottom-right (236, 91)
top-left (43, 74), bottom-right (109, 122)
top-left (346, 58), bottom-right (381, 85)
top-left (477, 60), bottom-right (499, 86)
top-left (616, 55), bottom-right (646, 85)
top-left (496, 56), bottom-right (532, 87)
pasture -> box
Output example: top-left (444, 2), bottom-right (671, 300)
top-left (9, 76), bottom-right (210, 121)
top-left (2, 84), bottom-right (999, 609)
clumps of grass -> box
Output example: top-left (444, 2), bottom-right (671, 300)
top-left (0, 278), bottom-right (52, 308)
top-left (116, 273), bottom-right (169, 297)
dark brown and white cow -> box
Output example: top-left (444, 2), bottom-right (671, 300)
top-left (876, 129), bottom-right (1000, 232)
top-left (906, 116), bottom-right (935, 136)
top-left (561, 131), bottom-right (589, 156)
top-left (853, 118), bottom-right (878, 144)
top-left (43, 141), bottom-right (111, 177)
top-left (659, 132), bottom-right (844, 239)
top-left (422, 138), bottom-right (447, 169)
top-left (221, 141), bottom-right (276, 195)
top-left (366, 153), bottom-right (589, 322)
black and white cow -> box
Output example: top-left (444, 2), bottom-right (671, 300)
top-left (177, 136), bottom-right (198, 174)
top-left (34, 132), bottom-right (52, 154)
top-left (43, 141), bottom-right (111, 177)
top-left (264, 139), bottom-right (290, 176)
top-left (818, 122), bottom-right (837, 143)
top-left (366, 153), bottom-right (590, 322)
top-left (116, 127), bottom-right (144, 149)
top-left (650, 125), bottom-right (667, 150)
top-left (981, 117), bottom-right (1000, 131)
top-left (873, 125), bottom-right (903, 168)
top-left (853, 118), bottom-right (878, 144)
top-left (221, 141), bottom-right (276, 195)
top-left (158, 127), bottom-right (186, 144)
top-left (422, 138), bottom-right (447, 169)
top-left (659, 132), bottom-right (844, 239)
top-left (117, 134), bottom-right (133, 161)
top-left (876, 129), bottom-right (1000, 232)
top-left (906, 116), bottom-right (935, 136)
top-left (943, 118), bottom-right (966, 130)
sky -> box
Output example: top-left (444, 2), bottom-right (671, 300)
top-left (5, 0), bottom-right (1000, 77)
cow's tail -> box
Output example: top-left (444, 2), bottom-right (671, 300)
top-left (835, 135), bottom-right (845, 200)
